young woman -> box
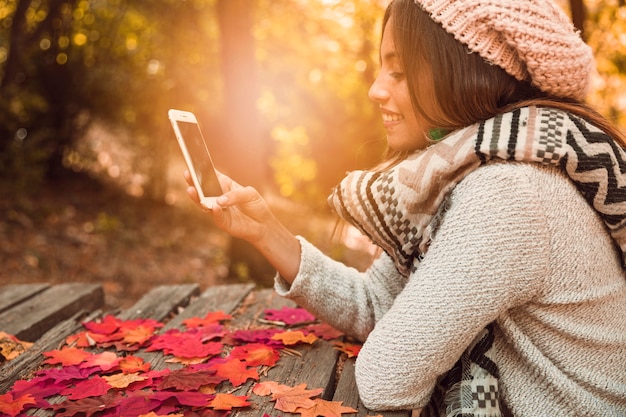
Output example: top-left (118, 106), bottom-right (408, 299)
top-left (186, 0), bottom-right (626, 415)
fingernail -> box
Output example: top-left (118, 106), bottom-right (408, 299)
top-left (217, 195), bottom-right (228, 205)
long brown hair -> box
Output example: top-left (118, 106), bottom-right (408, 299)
top-left (382, 0), bottom-right (626, 153)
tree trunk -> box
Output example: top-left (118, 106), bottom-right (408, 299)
top-left (216, 0), bottom-right (267, 190)
top-left (216, 0), bottom-right (274, 284)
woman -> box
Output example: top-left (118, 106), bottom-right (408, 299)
top-left (186, 0), bottom-right (626, 415)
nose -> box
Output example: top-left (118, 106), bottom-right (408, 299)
top-left (368, 74), bottom-right (389, 103)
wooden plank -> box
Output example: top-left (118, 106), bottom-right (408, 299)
top-left (233, 289), bottom-right (342, 417)
top-left (0, 283), bottom-right (50, 314)
top-left (0, 309), bottom-right (103, 394)
top-left (0, 283), bottom-right (103, 341)
top-left (117, 283), bottom-right (201, 321)
top-left (333, 358), bottom-right (411, 417)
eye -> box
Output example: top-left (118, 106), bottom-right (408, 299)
top-left (389, 71), bottom-right (405, 80)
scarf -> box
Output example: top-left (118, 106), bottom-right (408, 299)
top-left (329, 106), bottom-right (626, 416)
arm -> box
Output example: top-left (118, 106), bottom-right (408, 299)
top-left (354, 164), bottom-right (551, 410)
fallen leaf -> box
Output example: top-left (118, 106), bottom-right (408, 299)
top-left (80, 351), bottom-right (120, 371)
top-left (0, 332), bottom-right (33, 361)
top-left (213, 358), bottom-right (259, 387)
top-left (158, 369), bottom-right (224, 391)
top-left (253, 380), bottom-right (292, 396)
top-left (119, 355), bottom-right (151, 373)
top-left (271, 330), bottom-right (318, 346)
top-left (60, 375), bottom-right (111, 400)
top-left (0, 393), bottom-right (36, 417)
top-left (271, 383), bottom-right (323, 413)
top-left (43, 346), bottom-right (91, 367)
top-left (183, 311), bottom-right (232, 328)
top-left (103, 372), bottom-right (147, 389)
top-left (304, 323), bottom-right (344, 340)
top-left (209, 393), bottom-right (251, 410)
top-left (229, 343), bottom-right (280, 367)
top-left (263, 307), bottom-right (316, 326)
top-left (296, 398), bottom-right (358, 417)
top-left (333, 341), bottom-right (361, 358)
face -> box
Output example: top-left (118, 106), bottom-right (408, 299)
top-left (369, 17), bottom-right (431, 151)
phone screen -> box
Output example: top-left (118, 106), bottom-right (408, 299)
top-left (176, 120), bottom-right (222, 198)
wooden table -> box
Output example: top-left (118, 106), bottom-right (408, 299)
top-left (0, 283), bottom-right (410, 417)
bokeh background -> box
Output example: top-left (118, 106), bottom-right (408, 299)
top-left (1, 0), bottom-right (625, 308)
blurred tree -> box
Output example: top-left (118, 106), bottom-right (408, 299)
top-left (215, 0), bottom-right (267, 190)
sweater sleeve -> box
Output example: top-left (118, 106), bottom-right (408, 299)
top-left (354, 164), bottom-right (552, 410)
top-left (275, 237), bottom-right (409, 342)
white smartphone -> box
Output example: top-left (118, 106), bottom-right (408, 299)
top-left (168, 109), bottom-right (223, 209)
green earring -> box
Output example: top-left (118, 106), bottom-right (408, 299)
top-left (428, 128), bottom-right (449, 141)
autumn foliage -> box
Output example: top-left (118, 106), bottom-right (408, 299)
top-left (0, 306), bottom-right (363, 417)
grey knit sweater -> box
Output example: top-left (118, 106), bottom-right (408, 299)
top-left (275, 162), bottom-right (626, 416)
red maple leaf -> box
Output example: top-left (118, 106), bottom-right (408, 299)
top-left (60, 375), bottom-right (111, 400)
top-left (263, 306), bottom-right (316, 326)
top-left (53, 392), bottom-right (121, 417)
top-left (82, 314), bottom-right (121, 335)
top-left (296, 398), bottom-right (358, 417)
top-left (152, 390), bottom-right (215, 407)
top-left (43, 346), bottom-right (91, 366)
top-left (183, 311), bottom-right (232, 328)
top-left (158, 369), bottom-right (225, 391)
top-left (208, 393), bottom-right (251, 410)
top-left (271, 383), bottom-right (323, 413)
top-left (213, 358), bottom-right (259, 387)
top-left (229, 343), bottom-right (280, 367)
top-left (146, 329), bottom-right (223, 358)
top-left (304, 323), bottom-right (344, 340)
top-left (0, 393), bottom-right (37, 417)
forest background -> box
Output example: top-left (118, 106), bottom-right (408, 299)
top-left (1, 0), bottom-right (625, 309)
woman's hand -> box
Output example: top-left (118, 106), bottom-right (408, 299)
top-left (185, 170), bottom-right (272, 243)
top-left (184, 170), bottom-right (301, 282)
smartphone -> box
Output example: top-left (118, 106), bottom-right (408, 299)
top-left (168, 109), bottom-right (223, 209)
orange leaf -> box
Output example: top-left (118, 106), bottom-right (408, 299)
top-left (296, 398), bottom-right (358, 417)
top-left (0, 393), bottom-right (36, 417)
top-left (209, 393), bottom-right (251, 410)
top-left (102, 372), bottom-right (147, 389)
top-left (333, 341), bottom-right (362, 358)
top-left (138, 413), bottom-right (184, 417)
top-left (119, 355), bottom-right (151, 373)
top-left (0, 332), bottom-right (32, 361)
top-left (271, 330), bottom-right (318, 346)
top-left (252, 381), bottom-right (288, 396)
top-left (230, 343), bottom-right (280, 366)
top-left (272, 383), bottom-right (323, 413)
top-left (120, 324), bottom-right (155, 345)
top-left (183, 311), bottom-right (232, 328)
top-left (43, 346), bottom-right (91, 366)
top-left (214, 359), bottom-right (259, 387)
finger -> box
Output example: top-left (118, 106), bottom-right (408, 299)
top-left (184, 170), bottom-right (193, 186)
top-left (216, 185), bottom-right (259, 207)
top-left (186, 186), bottom-right (201, 205)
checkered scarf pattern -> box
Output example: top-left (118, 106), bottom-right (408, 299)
top-left (330, 106), bottom-right (626, 278)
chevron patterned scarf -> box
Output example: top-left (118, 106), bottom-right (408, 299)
top-left (330, 106), bottom-right (626, 277)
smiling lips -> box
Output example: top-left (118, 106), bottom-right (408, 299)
top-left (382, 110), bottom-right (404, 126)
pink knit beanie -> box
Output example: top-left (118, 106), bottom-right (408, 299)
top-left (413, 0), bottom-right (595, 101)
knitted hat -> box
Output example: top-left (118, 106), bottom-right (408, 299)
top-left (413, 0), bottom-right (595, 101)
